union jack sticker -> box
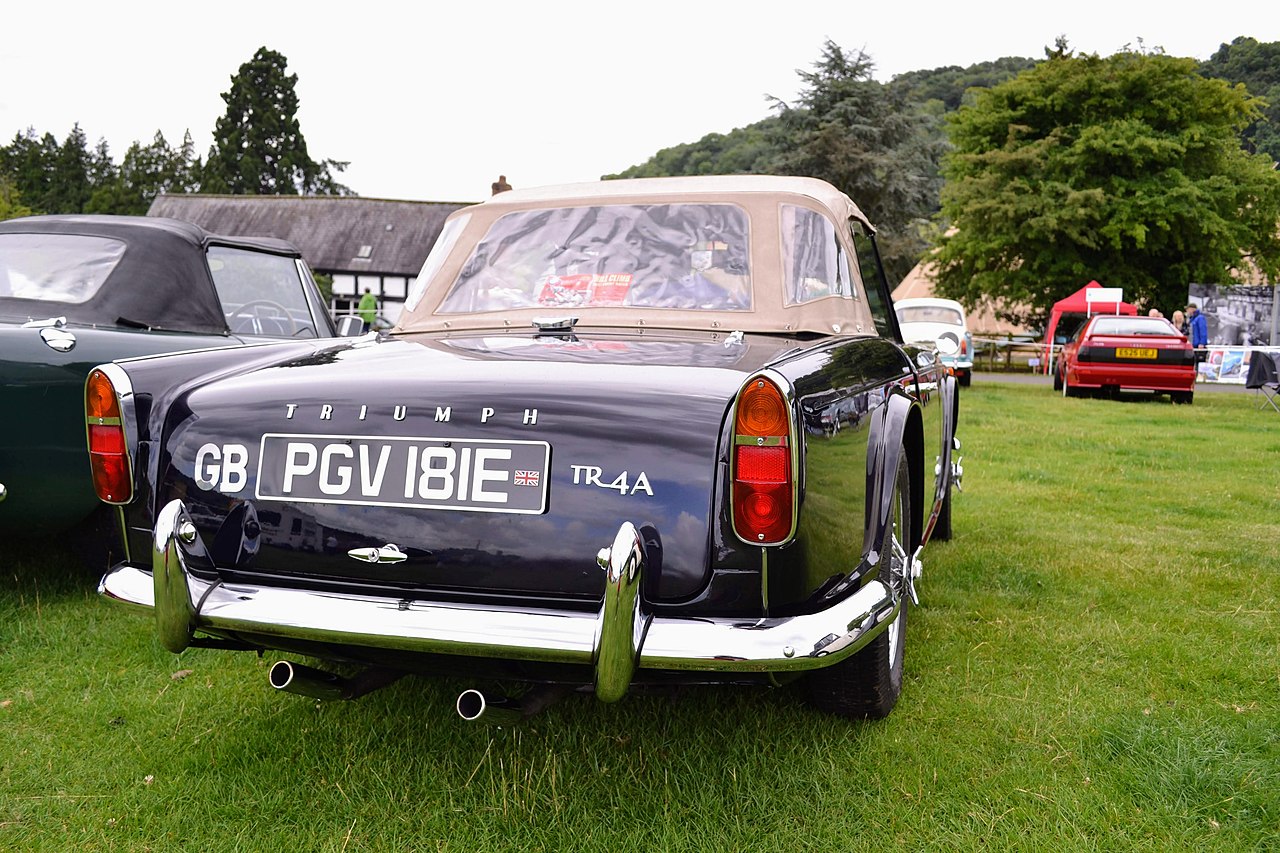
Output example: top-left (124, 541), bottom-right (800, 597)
top-left (513, 470), bottom-right (541, 487)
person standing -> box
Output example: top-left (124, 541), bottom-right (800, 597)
top-left (1187, 303), bottom-right (1208, 361)
top-left (1172, 309), bottom-right (1186, 336)
top-left (358, 287), bottom-right (378, 332)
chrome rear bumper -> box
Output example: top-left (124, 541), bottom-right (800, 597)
top-left (100, 499), bottom-right (900, 701)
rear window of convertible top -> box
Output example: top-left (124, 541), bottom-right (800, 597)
top-left (437, 203), bottom-right (753, 313)
top-left (0, 232), bottom-right (126, 304)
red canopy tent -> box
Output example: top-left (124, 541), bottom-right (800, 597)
top-left (1042, 281), bottom-right (1139, 373)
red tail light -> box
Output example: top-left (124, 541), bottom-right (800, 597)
top-left (731, 375), bottom-right (795, 545)
top-left (85, 368), bottom-right (133, 504)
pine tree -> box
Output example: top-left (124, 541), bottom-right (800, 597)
top-left (203, 46), bottom-right (349, 195)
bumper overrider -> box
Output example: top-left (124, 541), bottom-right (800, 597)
top-left (100, 499), bottom-right (901, 703)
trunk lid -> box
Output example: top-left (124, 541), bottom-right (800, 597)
top-left (159, 331), bottom-right (796, 603)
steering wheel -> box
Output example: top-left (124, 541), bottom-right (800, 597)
top-left (228, 299), bottom-right (297, 336)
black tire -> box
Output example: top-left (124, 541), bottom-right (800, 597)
top-left (933, 486), bottom-right (953, 541)
top-left (1173, 390), bottom-right (1194, 405)
top-left (1052, 369), bottom-right (1062, 392)
top-left (958, 369), bottom-right (971, 388)
top-left (805, 450), bottom-right (911, 719)
top-left (1062, 370), bottom-right (1079, 398)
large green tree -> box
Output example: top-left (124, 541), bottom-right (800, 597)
top-left (772, 42), bottom-right (949, 283)
top-left (203, 46), bottom-right (349, 195)
top-left (933, 48), bottom-right (1280, 324)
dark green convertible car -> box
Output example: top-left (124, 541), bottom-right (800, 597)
top-left (0, 214), bottom-right (351, 541)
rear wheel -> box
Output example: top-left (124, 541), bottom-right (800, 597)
top-left (1052, 369), bottom-right (1062, 391)
top-left (1173, 390), bottom-right (1194, 405)
top-left (957, 369), bottom-right (971, 388)
top-left (805, 450), bottom-right (911, 719)
top-left (933, 488), bottom-right (953, 541)
top-left (1062, 370), bottom-right (1080, 398)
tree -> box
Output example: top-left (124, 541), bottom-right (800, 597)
top-left (0, 128), bottom-right (59, 214)
top-left (604, 120), bottom-right (787, 180)
top-left (45, 123), bottom-right (93, 213)
top-left (933, 48), bottom-right (1280, 325)
top-left (0, 174), bottom-right (33, 221)
top-left (203, 46), bottom-right (349, 195)
top-left (771, 42), bottom-right (950, 282)
top-left (887, 57), bottom-right (1038, 112)
top-left (87, 130), bottom-right (202, 215)
top-left (1199, 36), bottom-right (1280, 164)
top-left (607, 41), bottom-right (948, 283)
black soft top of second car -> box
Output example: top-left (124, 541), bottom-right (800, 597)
top-left (0, 214), bottom-right (301, 334)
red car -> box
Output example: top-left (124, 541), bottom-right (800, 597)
top-left (1056, 314), bottom-right (1196, 403)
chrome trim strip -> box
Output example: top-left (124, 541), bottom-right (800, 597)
top-left (102, 502), bottom-right (899, 684)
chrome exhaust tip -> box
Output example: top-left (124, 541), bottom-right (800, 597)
top-left (269, 660), bottom-right (351, 701)
top-left (456, 689), bottom-right (525, 725)
top-left (268, 661), bottom-right (404, 702)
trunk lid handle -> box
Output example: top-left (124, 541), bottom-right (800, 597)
top-left (347, 543), bottom-right (408, 564)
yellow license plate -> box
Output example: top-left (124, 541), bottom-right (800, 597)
top-left (1116, 347), bottom-right (1157, 359)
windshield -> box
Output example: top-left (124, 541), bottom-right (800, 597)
top-left (898, 305), bottom-right (963, 326)
top-left (208, 246), bottom-right (319, 338)
top-left (1090, 316), bottom-right (1179, 336)
top-left (437, 203), bottom-right (751, 313)
top-left (0, 233), bottom-right (125, 303)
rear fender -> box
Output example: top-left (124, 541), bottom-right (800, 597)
top-left (863, 390), bottom-right (921, 568)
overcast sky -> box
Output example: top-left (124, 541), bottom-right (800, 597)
top-left (2, 1), bottom-right (1276, 203)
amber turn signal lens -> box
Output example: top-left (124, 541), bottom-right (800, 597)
top-left (734, 378), bottom-right (788, 437)
top-left (86, 369), bottom-right (120, 420)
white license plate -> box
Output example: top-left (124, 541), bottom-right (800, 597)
top-left (255, 433), bottom-right (550, 514)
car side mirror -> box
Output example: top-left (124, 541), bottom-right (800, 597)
top-left (335, 315), bottom-right (365, 337)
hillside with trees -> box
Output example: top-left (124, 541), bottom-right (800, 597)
top-left (1199, 36), bottom-right (1280, 164)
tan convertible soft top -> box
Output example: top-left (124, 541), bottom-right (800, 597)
top-left (396, 175), bottom-right (880, 336)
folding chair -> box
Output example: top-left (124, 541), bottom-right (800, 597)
top-left (1245, 352), bottom-right (1280, 412)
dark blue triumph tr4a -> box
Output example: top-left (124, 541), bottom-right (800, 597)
top-left (95, 176), bottom-right (963, 721)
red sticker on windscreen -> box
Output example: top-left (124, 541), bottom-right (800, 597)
top-left (537, 273), bottom-right (632, 306)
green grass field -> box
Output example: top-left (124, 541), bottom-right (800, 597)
top-left (3, 382), bottom-right (1277, 851)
